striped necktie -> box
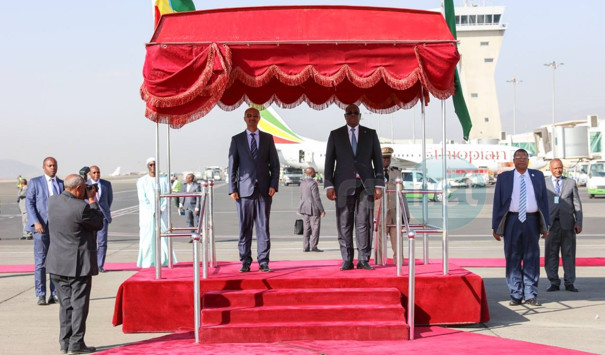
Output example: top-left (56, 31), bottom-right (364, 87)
top-left (555, 178), bottom-right (561, 195)
top-left (351, 128), bottom-right (357, 155)
top-left (250, 133), bottom-right (258, 160)
top-left (519, 174), bottom-right (526, 223)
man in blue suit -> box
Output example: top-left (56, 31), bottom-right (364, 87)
top-left (88, 165), bottom-right (113, 273)
top-left (228, 107), bottom-right (280, 273)
top-left (492, 149), bottom-right (550, 306)
top-left (26, 156), bottom-right (64, 305)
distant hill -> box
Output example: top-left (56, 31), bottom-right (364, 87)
top-left (0, 159), bottom-right (40, 180)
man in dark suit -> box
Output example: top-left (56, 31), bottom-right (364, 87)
top-left (26, 156), bottom-right (64, 305)
top-left (298, 167), bottom-right (325, 252)
top-left (544, 159), bottom-right (583, 292)
top-left (88, 165), bottom-right (113, 273)
top-left (47, 174), bottom-right (104, 354)
top-left (492, 149), bottom-right (550, 306)
top-left (324, 104), bottom-right (384, 271)
top-left (180, 173), bottom-right (201, 238)
top-left (228, 107), bottom-right (280, 273)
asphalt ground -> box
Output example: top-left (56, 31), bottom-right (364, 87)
top-left (0, 178), bottom-right (604, 354)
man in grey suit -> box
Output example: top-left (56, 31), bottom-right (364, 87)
top-left (47, 174), bottom-right (104, 354)
top-left (298, 167), bottom-right (325, 252)
top-left (180, 173), bottom-right (201, 238)
top-left (324, 104), bottom-right (384, 271)
top-left (26, 156), bottom-right (64, 305)
top-left (228, 107), bottom-right (280, 273)
top-left (545, 159), bottom-right (583, 292)
top-left (88, 165), bottom-right (113, 273)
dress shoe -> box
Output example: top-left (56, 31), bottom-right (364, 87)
top-left (546, 285), bottom-right (560, 292)
top-left (340, 261), bottom-right (354, 271)
top-left (303, 248), bottom-right (310, 252)
top-left (259, 264), bottom-right (273, 272)
top-left (311, 247), bottom-right (323, 252)
top-left (565, 284), bottom-right (579, 292)
top-left (525, 298), bottom-right (542, 306)
top-left (60, 348), bottom-right (68, 354)
top-left (239, 263), bottom-right (251, 273)
top-left (37, 296), bottom-right (47, 306)
top-left (47, 294), bottom-right (59, 304)
top-left (68, 345), bottom-right (96, 354)
top-left (357, 261), bottom-right (375, 270)
top-left (26, 235), bottom-right (33, 240)
top-left (20, 236), bottom-right (27, 240)
top-left (509, 298), bottom-right (522, 306)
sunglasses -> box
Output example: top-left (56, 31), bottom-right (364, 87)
top-left (345, 111), bottom-right (360, 116)
top-left (245, 113), bottom-right (260, 118)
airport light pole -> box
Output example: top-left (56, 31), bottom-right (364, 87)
top-left (544, 61), bottom-right (563, 158)
top-left (506, 76), bottom-right (522, 139)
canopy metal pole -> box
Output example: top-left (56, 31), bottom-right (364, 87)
top-left (209, 180), bottom-right (217, 267)
top-left (167, 127), bottom-right (174, 269)
top-left (420, 91), bottom-right (429, 265)
top-left (441, 100), bottom-right (449, 275)
top-left (381, 185), bottom-right (387, 265)
top-left (192, 232), bottom-right (201, 343)
top-left (201, 181), bottom-right (209, 279)
top-left (395, 179), bottom-right (403, 276)
top-left (155, 122), bottom-right (162, 279)
top-left (407, 230), bottom-right (416, 340)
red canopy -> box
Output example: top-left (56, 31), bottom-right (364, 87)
top-left (142, 6), bottom-right (459, 128)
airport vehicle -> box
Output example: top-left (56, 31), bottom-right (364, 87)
top-left (568, 162), bottom-right (589, 186)
top-left (204, 167), bottom-right (223, 181)
top-left (401, 169), bottom-right (450, 202)
top-left (281, 167), bottom-right (304, 186)
top-left (586, 160), bottom-right (605, 198)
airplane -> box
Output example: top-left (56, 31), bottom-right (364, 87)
top-left (258, 106), bottom-right (546, 177)
top-left (109, 167), bottom-right (121, 177)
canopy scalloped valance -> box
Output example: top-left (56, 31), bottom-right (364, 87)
top-left (141, 6), bottom-right (459, 128)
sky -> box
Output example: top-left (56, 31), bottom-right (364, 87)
top-left (1, 1), bottom-right (603, 178)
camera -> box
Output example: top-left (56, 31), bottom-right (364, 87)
top-left (79, 166), bottom-right (98, 192)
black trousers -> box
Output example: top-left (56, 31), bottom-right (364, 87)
top-left (545, 219), bottom-right (577, 286)
top-left (50, 274), bottom-right (92, 352)
top-left (335, 183), bottom-right (374, 263)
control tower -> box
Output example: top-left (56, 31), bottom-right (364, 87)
top-left (455, 2), bottom-right (506, 141)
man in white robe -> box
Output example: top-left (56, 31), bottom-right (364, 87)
top-left (136, 157), bottom-right (176, 267)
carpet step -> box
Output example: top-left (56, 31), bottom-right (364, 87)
top-left (200, 320), bottom-right (409, 343)
top-left (202, 304), bottom-right (405, 325)
top-left (203, 287), bottom-right (401, 308)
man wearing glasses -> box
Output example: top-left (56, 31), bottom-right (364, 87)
top-left (492, 149), bottom-right (550, 306)
top-left (136, 157), bottom-right (176, 268)
top-left (324, 104), bottom-right (384, 271)
top-left (228, 107), bottom-right (280, 273)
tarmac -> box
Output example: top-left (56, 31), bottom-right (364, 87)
top-left (0, 178), bottom-right (604, 354)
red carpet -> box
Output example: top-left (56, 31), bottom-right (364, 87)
top-left (2, 257), bottom-right (603, 274)
top-left (112, 260), bottom-right (490, 336)
top-left (96, 326), bottom-right (594, 354)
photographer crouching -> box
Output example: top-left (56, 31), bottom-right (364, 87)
top-left (47, 174), bottom-right (104, 354)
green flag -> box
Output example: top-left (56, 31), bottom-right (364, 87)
top-left (444, 0), bottom-right (472, 141)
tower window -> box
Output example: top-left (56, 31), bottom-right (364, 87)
top-left (484, 58), bottom-right (494, 63)
top-left (484, 117), bottom-right (490, 123)
top-left (470, 93), bottom-right (478, 98)
top-left (480, 41), bottom-right (489, 46)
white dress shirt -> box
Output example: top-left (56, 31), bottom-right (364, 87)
top-left (45, 174), bottom-right (60, 196)
top-left (509, 169), bottom-right (538, 213)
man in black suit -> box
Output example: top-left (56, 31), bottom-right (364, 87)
top-left (544, 159), bottom-right (583, 292)
top-left (324, 104), bottom-right (384, 271)
top-left (47, 174), bottom-right (104, 354)
top-left (87, 165), bottom-right (113, 273)
top-left (228, 107), bottom-right (280, 273)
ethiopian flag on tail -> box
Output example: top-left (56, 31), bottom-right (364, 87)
top-left (444, 0), bottom-right (472, 141)
top-left (154, 0), bottom-right (196, 27)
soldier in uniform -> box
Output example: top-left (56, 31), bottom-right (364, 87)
top-left (374, 147), bottom-right (410, 264)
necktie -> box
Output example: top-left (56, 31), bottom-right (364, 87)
top-left (250, 133), bottom-right (258, 160)
top-left (351, 128), bottom-right (357, 155)
top-left (51, 178), bottom-right (59, 195)
top-left (555, 178), bottom-right (561, 195)
top-left (384, 168), bottom-right (389, 182)
top-left (519, 174), bottom-right (526, 223)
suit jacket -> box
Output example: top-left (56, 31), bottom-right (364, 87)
top-left (182, 181), bottom-right (201, 210)
top-left (298, 178), bottom-right (324, 216)
top-left (95, 179), bottom-right (113, 223)
top-left (545, 176), bottom-right (582, 229)
top-left (46, 191), bottom-right (104, 277)
top-left (324, 125), bottom-right (384, 195)
top-left (228, 130), bottom-right (280, 198)
top-left (25, 175), bottom-right (65, 233)
top-left (492, 168), bottom-right (550, 235)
